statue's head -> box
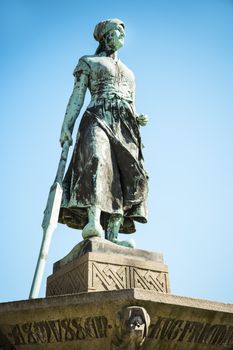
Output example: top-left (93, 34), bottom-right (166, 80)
top-left (94, 18), bottom-right (125, 54)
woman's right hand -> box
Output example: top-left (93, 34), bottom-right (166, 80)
top-left (60, 127), bottom-right (73, 147)
top-left (136, 114), bottom-right (149, 127)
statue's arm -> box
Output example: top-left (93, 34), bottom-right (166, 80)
top-left (60, 73), bottom-right (88, 146)
top-left (131, 87), bottom-right (148, 127)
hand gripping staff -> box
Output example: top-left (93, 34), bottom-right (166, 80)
top-left (29, 141), bottom-right (70, 299)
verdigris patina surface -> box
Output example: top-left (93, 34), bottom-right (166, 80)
top-left (59, 19), bottom-right (148, 247)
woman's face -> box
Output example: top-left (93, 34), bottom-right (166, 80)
top-left (104, 26), bottom-right (125, 51)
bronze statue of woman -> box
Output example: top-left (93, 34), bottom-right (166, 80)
top-left (59, 18), bottom-right (148, 247)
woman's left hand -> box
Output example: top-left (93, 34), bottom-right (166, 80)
top-left (136, 114), bottom-right (149, 126)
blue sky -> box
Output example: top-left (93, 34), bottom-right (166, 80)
top-left (1, 0), bottom-right (233, 303)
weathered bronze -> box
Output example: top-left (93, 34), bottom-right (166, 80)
top-left (59, 18), bottom-right (148, 247)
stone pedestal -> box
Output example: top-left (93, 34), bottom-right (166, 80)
top-left (46, 238), bottom-right (170, 296)
top-left (1, 239), bottom-right (233, 349)
top-left (1, 289), bottom-right (233, 350)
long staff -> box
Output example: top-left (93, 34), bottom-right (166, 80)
top-left (29, 141), bottom-right (70, 299)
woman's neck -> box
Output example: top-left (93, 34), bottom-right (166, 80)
top-left (110, 51), bottom-right (118, 61)
top-left (100, 50), bottom-right (118, 61)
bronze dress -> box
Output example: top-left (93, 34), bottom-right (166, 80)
top-left (59, 53), bottom-right (148, 233)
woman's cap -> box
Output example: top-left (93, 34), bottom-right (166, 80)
top-left (93, 18), bottom-right (125, 42)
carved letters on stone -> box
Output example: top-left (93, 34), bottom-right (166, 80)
top-left (148, 316), bottom-right (233, 348)
top-left (2, 314), bottom-right (233, 348)
top-left (5, 315), bottom-right (109, 346)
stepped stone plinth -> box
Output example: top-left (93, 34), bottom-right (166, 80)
top-left (46, 238), bottom-right (170, 296)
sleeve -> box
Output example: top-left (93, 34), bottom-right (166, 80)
top-left (73, 57), bottom-right (90, 77)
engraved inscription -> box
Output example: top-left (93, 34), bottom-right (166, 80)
top-left (7, 315), bottom-right (108, 346)
top-left (148, 316), bottom-right (233, 347)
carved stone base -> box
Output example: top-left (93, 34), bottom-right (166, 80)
top-left (46, 238), bottom-right (170, 297)
top-left (1, 289), bottom-right (233, 350)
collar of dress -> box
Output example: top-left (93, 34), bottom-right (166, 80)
top-left (98, 51), bottom-right (119, 64)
